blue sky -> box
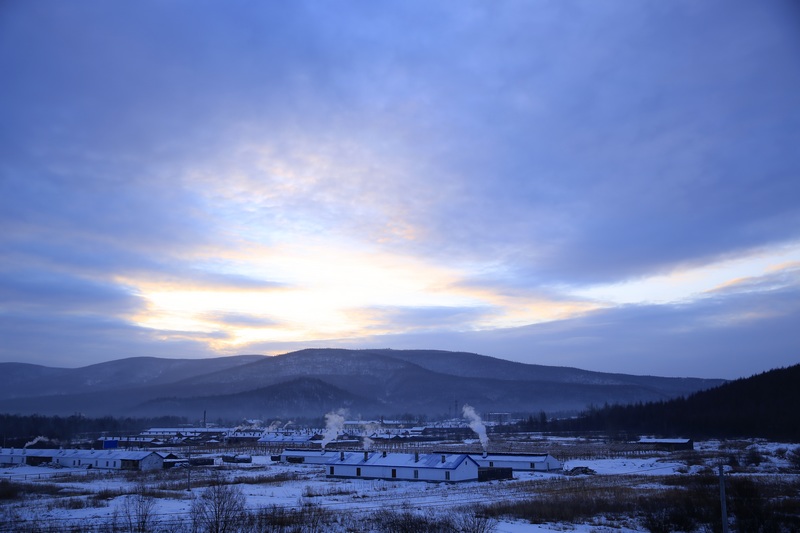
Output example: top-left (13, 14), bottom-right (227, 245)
top-left (1, 0), bottom-right (799, 378)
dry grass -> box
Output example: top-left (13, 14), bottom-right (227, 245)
top-left (481, 473), bottom-right (800, 532)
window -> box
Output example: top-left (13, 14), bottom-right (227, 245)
top-left (329, 466), bottom-right (334, 475)
top-left (413, 470), bottom-right (418, 479)
top-left (445, 471), bottom-right (450, 481)
top-left (489, 461), bottom-right (494, 467)
top-left (391, 469), bottom-right (397, 478)
top-left (530, 463), bottom-right (535, 469)
top-left (356, 467), bottom-right (361, 477)
top-left (105, 461), bottom-right (109, 467)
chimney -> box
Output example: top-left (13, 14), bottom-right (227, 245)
top-left (340, 451), bottom-right (345, 461)
top-left (364, 451), bottom-right (369, 462)
top-left (382, 451), bottom-right (387, 458)
top-left (414, 452), bottom-right (419, 463)
top-left (441, 455), bottom-right (446, 463)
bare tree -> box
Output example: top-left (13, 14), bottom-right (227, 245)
top-left (121, 482), bottom-right (156, 533)
top-left (191, 479), bottom-right (246, 533)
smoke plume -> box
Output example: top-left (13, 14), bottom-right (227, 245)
top-left (362, 422), bottom-right (378, 451)
top-left (320, 409), bottom-right (346, 450)
top-left (24, 436), bottom-right (49, 449)
top-left (462, 405), bottom-right (489, 451)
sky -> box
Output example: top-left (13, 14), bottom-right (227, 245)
top-left (1, 0), bottom-right (799, 379)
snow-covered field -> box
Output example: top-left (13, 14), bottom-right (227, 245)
top-left (1, 439), bottom-right (798, 532)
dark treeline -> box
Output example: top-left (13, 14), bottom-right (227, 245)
top-left (0, 414), bottom-right (188, 447)
top-left (550, 364), bottom-right (800, 441)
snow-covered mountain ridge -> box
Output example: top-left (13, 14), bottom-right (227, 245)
top-left (0, 349), bottom-right (724, 418)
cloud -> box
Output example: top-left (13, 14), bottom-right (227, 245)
top-left (0, 267), bottom-right (219, 366)
top-left (202, 312), bottom-right (281, 329)
top-left (0, 0), bottom-right (798, 377)
top-left (0, 311), bottom-right (216, 368)
top-left (0, 269), bottom-right (142, 316)
top-left (5, 0), bottom-right (798, 290)
top-left (355, 305), bottom-right (499, 333)
top-left (356, 266), bottom-right (800, 379)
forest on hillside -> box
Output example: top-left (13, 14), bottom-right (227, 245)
top-left (550, 364), bottom-right (800, 441)
top-left (0, 414), bottom-right (187, 447)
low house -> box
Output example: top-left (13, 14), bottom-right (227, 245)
top-left (0, 448), bottom-right (163, 471)
top-left (469, 453), bottom-right (562, 472)
top-left (277, 449), bottom-right (341, 465)
top-left (258, 432), bottom-right (315, 446)
top-left (0, 448), bottom-right (28, 466)
top-left (225, 429), bottom-right (264, 443)
top-left (325, 451), bottom-right (480, 483)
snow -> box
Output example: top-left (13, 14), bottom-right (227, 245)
top-left (2, 438), bottom-right (798, 531)
top-left (496, 522), bottom-right (643, 532)
top-left (563, 458), bottom-right (683, 476)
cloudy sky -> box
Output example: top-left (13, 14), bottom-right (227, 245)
top-left (2, 0), bottom-right (799, 379)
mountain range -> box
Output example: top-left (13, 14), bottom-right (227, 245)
top-left (0, 349), bottom-right (724, 419)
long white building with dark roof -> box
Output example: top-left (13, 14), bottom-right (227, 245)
top-left (325, 451), bottom-right (480, 482)
top-left (469, 452), bottom-right (562, 472)
top-left (0, 448), bottom-right (163, 471)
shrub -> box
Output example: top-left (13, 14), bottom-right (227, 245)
top-left (745, 447), bottom-right (763, 466)
top-left (370, 509), bottom-right (455, 532)
top-left (451, 510), bottom-right (497, 533)
top-left (191, 480), bottom-right (246, 533)
top-left (0, 480), bottom-right (19, 500)
top-left (787, 448), bottom-right (800, 470)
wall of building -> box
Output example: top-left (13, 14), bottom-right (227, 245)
top-left (327, 457), bottom-right (478, 482)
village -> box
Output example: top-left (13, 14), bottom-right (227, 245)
top-left (4, 407), bottom-right (790, 532)
top-left (1, 407), bottom-right (691, 482)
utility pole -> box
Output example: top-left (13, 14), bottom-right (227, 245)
top-left (718, 464), bottom-right (729, 533)
top-left (186, 447), bottom-right (191, 492)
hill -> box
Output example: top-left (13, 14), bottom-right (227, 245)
top-left (0, 349), bottom-right (724, 419)
top-left (553, 364), bottom-right (800, 441)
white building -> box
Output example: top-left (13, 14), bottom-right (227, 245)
top-left (326, 451), bottom-right (480, 483)
top-left (469, 453), bottom-right (562, 472)
top-left (0, 448), bottom-right (164, 471)
top-left (258, 432), bottom-right (315, 446)
top-left (277, 449), bottom-right (341, 465)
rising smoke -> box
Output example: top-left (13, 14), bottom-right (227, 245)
top-left (362, 422), bottom-right (378, 451)
top-left (23, 436), bottom-right (49, 449)
top-left (462, 404), bottom-right (489, 452)
top-left (320, 409), bottom-right (347, 450)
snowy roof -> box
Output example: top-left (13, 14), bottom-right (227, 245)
top-left (281, 449), bottom-right (337, 458)
top-left (258, 433), bottom-right (314, 443)
top-left (0, 448), bottom-right (159, 461)
top-left (328, 451), bottom-right (477, 470)
top-left (471, 453), bottom-right (552, 462)
top-left (140, 427), bottom-right (230, 435)
top-left (638, 438), bottom-right (692, 444)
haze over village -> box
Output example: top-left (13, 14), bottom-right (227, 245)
top-left (1, 0), bottom-right (800, 531)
